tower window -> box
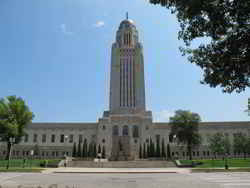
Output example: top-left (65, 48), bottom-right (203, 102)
top-left (123, 125), bottom-right (129, 136)
top-left (112, 125), bottom-right (119, 136)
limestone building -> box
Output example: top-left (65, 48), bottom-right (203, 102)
top-left (0, 17), bottom-right (250, 160)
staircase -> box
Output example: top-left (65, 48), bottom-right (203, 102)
top-left (67, 160), bottom-right (176, 168)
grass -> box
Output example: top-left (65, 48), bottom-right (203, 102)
top-left (0, 167), bottom-right (44, 172)
top-left (180, 158), bottom-right (250, 168)
top-left (0, 159), bottom-right (61, 168)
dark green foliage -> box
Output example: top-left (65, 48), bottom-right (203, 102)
top-left (143, 143), bottom-right (146, 158)
top-left (82, 139), bottom-right (87, 158)
top-left (98, 144), bottom-right (101, 154)
top-left (233, 133), bottom-right (250, 159)
top-left (139, 144), bottom-right (142, 159)
top-left (156, 138), bottom-right (161, 157)
top-left (149, 0), bottom-right (250, 93)
top-left (0, 96), bottom-right (34, 160)
top-left (102, 145), bottom-right (106, 158)
top-left (147, 143), bottom-right (150, 158)
top-left (167, 144), bottom-right (171, 160)
top-left (208, 132), bottom-right (231, 158)
top-left (93, 143), bottom-right (97, 158)
top-left (77, 141), bottom-right (81, 157)
top-left (161, 139), bottom-right (166, 158)
top-left (170, 110), bottom-right (201, 160)
top-left (72, 142), bottom-right (77, 157)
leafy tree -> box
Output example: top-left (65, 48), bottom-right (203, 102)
top-left (98, 144), bottom-right (101, 155)
top-left (0, 96), bottom-right (34, 160)
top-left (72, 142), bottom-right (77, 157)
top-left (156, 138), bottom-right (161, 157)
top-left (149, 0), bottom-right (250, 93)
top-left (161, 139), bottom-right (166, 158)
top-left (208, 132), bottom-right (231, 158)
top-left (233, 132), bottom-right (250, 159)
top-left (82, 139), bottom-right (87, 158)
top-left (167, 143), bottom-right (171, 160)
top-left (139, 144), bottom-right (142, 158)
top-left (147, 143), bottom-right (150, 158)
top-left (170, 110), bottom-right (201, 160)
top-left (93, 143), bottom-right (97, 158)
top-left (143, 143), bottom-right (146, 158)
top-left (102, 145), bottom-right (106, 158)
top-left (77, 141), bottom-right (81, 157)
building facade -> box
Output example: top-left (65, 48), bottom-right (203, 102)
top-left (0, 17), bottom-right (250, 160)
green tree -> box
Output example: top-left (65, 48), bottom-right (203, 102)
top-left (82, 139), bottom-right (87, 158)
top-left (170, 110), bottom-right (201, 160)
top-left (93, 143), bottom-right (97, 158)
top-left (98, 144), bottom-right (101, 155)
top-left (149, 0), bottom-right (250, 93)
top-left (167, 143), bottom-right (171, 160)
top-left (0, 96), bottom-right (34, 160)
top-left (147, 143), bottom-right (150, 158)
top-left (156, 138), bottom-right (161, 157)
top-left (77, 141), bottom-right (81, 157)
top-left (161, 139), bottom-right (166, 158)
top-left (233, 132), bottom-right (250, 159)
top-left (72, 142), bottom-right (77, 157)
top-left (139, 144), bottom-right (142, 159)
top-left (143, 143), bottom-right (146, 158)
top-left (208, 132), bottom-right (231, 158)
top-left (102, 145), bottom-right (106, 158)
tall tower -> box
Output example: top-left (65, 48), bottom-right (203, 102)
top-left (109, 15), bottom-right (146, 114)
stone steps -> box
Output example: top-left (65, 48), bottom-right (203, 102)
top-left (67, 160), bottom-right (176, 168)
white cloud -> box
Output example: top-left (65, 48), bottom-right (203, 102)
top-left (153, 110), bottom-right (175, 122)
top-left (93, 21), bottom-right (105, 28)
top-left (60, 24), bottom-right (73, 35)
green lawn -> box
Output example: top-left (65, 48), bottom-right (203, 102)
top-left (180, 158), bottom-right (250, 168)
top-left (0, 159), bottom-right (61, 168)
top-left (0, 167), bottom-right (44, 172)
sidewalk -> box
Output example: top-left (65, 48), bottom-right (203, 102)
top-left (42, 167), bottom-right (191, 174)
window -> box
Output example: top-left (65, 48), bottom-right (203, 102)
top-left (33, 134), bottom-right (37, 143)
top-left (24, 134), bottom-right (29, 142)
top-left (132, 125), bottom-right (139, 138)
top-left (51, 134), bottom-right (55, 143)
top-left (112, 125), bottom-right (119, 136)
top-left (69, 135), bottom-right (74, 143)
top-left (42, 134), bottom-right (46, 143)
top-left (122, 125), bottom-right (129, 136)
top-left (102, 125), bottom-right (106, 130)
top-left (79, 135), bottom-right (83, 143)
top-left (60, 135), bottom-right (64, 143)
top-left (102, 139), bottom-right (105, 143)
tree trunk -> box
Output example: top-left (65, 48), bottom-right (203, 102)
top-left (188, 145), bottom-right (192, 160)
top-left (5, 141), bottom-right (11, 160)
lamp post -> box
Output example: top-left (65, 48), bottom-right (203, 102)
top-left (30, 150), bottom-right (34, 168)
top-left (64, 135), bottom-right (68, 168)
top-left (6, 137), bottom-right (15, 169)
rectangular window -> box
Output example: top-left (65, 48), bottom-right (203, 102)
top-left (60, 134), bottom-right (64, 143)
top-left (51, 134), bottom-right (55, 143)
top-left (69, 135), bottom-right (73, 143)
top-left (42, 134), bottom-right (46, 143)
top-left (24, 134), bottom-right (29, 142)
top-left (33, 134), bottom-right (37, 143)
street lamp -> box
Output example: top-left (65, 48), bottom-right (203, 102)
top-left (6, 137), bottom-right (15, 169)
top-left (64, 135), bottom-right (68, 157)
top-left (30, 150), bottom-right (34, 168)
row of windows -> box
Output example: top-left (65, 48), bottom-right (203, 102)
top-left (24, 134), bottom-right (87, 144)
top-left (0, 150), bottom-right (69, 157)
top-left (112, 125), bottom-right (139, 137)
top-left (172, 151), bottom-right (250, 157)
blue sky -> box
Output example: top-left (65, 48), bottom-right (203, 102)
top-left (0, 0), bottom-right (249, 123)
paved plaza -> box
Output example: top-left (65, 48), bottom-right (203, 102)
top-left (1, 171), bottom-right (250, 188)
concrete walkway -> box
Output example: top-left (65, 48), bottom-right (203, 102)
top-left (42, 167), bottom-right (191, 174)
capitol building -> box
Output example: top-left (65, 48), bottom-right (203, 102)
top-left (0, 17), bottom-right (249, 161)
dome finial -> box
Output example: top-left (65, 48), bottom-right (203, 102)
top-left (126, 12), bottom-right (128, 20)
